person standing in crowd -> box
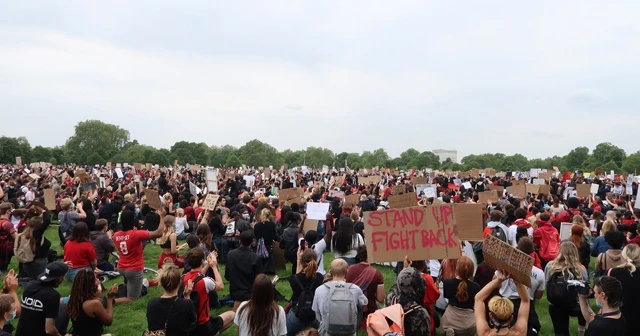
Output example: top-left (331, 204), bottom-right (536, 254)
top-left (57, 198), bottom-right (86, 245)
top-left (114, 209), bottom-right (165, 304)
top-left (578, 276), bottom-right (626, 336)
top-left (441, 256), bottom-right (479, 336)
top-left (145, 263), bottom-right (197, 335)
top-left (287, 248), bottom-right (323, 336)
top-left (345, 246), bottom-right (384, 322)
top-left (226, 231), bottom-right (262, 312)
top-left (594, 231), bottom-right (626, 276)
top-left (234, 274), bottom-right (287, 336)
top-left (475, 270), bottom-right (530, 336)
top-left (331, 217), bottom-right (364, 266)
top-left (90, 218), bottom-right (115, 272)
top-left (183, 248), bottom-right (235, 336)
top-left (312, 259), bottom-right (367, 336)
top-left (545, 241), bottom-right (589, 336)
top-left (63, 222), bottom-right (97, 282)
top-left (207, 209), bottom-right (228, 262)
top-left (15, 261), bottom-right (68, 336)
top-left (66, 269), bottom-right (118, 335)
top-left (609, 243), bottom-right (640, 336)
top-left (0, 203), bottom-right (17, 276)
top-left (533, 212), bottom-right (560, 270)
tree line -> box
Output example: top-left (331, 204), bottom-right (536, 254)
top-left (1, 120), bottom-right (640, 173)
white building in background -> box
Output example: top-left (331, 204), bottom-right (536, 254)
top-left (432, 149), bottom-right (458, 163)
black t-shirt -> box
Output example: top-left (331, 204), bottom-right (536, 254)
top-left (585, 315), bottom-right (626, 336)
top-left (208, 217), bottom-right (225, 237)
top-left (443, 278), bottom-right (481, 309)
top-left (0, 329), bottom-right (11, 336)
top-left (15, 281), bottom-right (61, 336)
top-left (147, 296), bottom-right (197, 336)
top-left (254, 221), bottom-right (277, 246)
top-left (289, 273), bottom-right (324, 306)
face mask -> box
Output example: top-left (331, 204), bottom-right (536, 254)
top-left (18, 202), bottom-right (24, 208)
top-left (7, 310), bottom-right (16, 322)
top-left (596, 295), bottom-right (604, 308)
top-left (135, 208), bottom-right (141, 215)
top-left (242, 214), bottom-right (250, 220)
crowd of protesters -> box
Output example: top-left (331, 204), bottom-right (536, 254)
top-left (0, 162), bottom-right (638, 335)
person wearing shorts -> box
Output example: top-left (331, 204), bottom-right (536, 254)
top-left (114, 209), bottom-right (165, 304)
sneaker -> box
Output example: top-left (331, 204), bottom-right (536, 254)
top-left (142, 278), bottom-right (149, 288)
top-left (444, 328), bottom-right (455, 336)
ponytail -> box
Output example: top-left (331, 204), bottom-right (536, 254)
top-left (300, 249), bottom-right (319, 279)
top-left (456, 280), bottom-right (469, 302)
top-left (304, 259), bottom-right (318, 279)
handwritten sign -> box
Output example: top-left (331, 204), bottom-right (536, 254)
top-left (359, 176), bottom-right (382, 186)
top-left (478, 190), bottom-right (499, 204)
top-left (576, 184), bottom-right (591, 198)
top-left (344, 194), bottom-right (361, 207)
top-left (364, 205), bottom-right (461, 263)
top-left (145, 189), bottom-right (162, 210)
top-left (487, 184), bottom-right (504, 194)
top-left (411, 176), bottom-right (427, 185)
top-left (202, 194), bottom-right (219, 211)
top-left (391, 185), bottom-right (405, 195)
top-left (525, 184), bottom-right (540, 195)
top-left (388, 193), bottom-right (418, 209)
top-left (538, 184), bottom-right (551, 195)
top-left (482, 235), bottom-right (534, 287)
top-left (279, 187), bottom-right (305, 204)
top-left (512, 184), bottom-right (526, 198)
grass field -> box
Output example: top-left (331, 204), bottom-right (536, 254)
top-left (3, 225), bottom-right (593, 336)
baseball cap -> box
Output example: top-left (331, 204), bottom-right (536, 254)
top-left (38, 261), bottom-right (69, 282)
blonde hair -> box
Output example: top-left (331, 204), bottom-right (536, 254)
top-left (60, 198), bottom-right (73, 211)
top-left (260, 208), bottom-right (271, 222)
top-left (488, 296), bottom-right (514, 321)
top-left (546, 241), bottom-right (584, 280)
top-left (163, 193), bottom-right (172, 202)
top-left (176, 208), bottom-right (184, 217)
top-left (619, 244), bottom-right (640, 274)
top-left (572, 215), bottom-right (585, 226)
top-left (329, 259), bottom-right (348, 278)
top-left (601, 220), bottom-right (616, 235)
top-left (157, 215), bottom-right (176, 245)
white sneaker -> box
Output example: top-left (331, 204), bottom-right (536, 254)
top-left (142, 278), bottom-right (149, 288)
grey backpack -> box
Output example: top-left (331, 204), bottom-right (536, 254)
top-left (322, 282), bottom-right (358, 335)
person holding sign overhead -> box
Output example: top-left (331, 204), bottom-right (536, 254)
top-left (474, 270), bottom-right (530, 336)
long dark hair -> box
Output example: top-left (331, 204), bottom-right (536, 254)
top-left (69, 222), bottom-right (90, 242)
top-left (67, 269), bottom-right (99, 320)
top-left (196, 223), bottom-right (213, 252)
top-left (332, 217), bottom-right (357, 255)
top-left (237, 274), bottom-right (280, 335)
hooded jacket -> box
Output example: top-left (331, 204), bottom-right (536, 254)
top-left (596, 249), bottom-right (625, 272)
top-left (533, 220), bottom-right (560, 261)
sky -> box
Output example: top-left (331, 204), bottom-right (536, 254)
top-left (1, 1), bottom-right (640, 160)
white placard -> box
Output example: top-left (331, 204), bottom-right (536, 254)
top-left (560, 222), bottom-right (573, 241)
top-left (627, 175), bottom-right (634, 195)
top-left (225, 221), bottom-right (236, 235)
top-left (530, 169), bottom-right (539, 178)
top-left (590, 184), bottom-right (599, 195)
top-left (453, 179), bottom-right (462, 186)
top-left (207, 180), bottom-right (218, 192)
top-left (206, 169), bottom-right (217, 181)
top-left (306, 202), bottom-right (330, 220)
top-left (189, 182), bottom-right (198, 196)
top-left (243, 175), bottom-right (256, 187)
top-left (533, 178), bottom-right (546, 185)
top-left (462, 182), bottom-right (473, 189)
top-left (635, 187), bottom-right (640, 210)
top-left (115, 168), bottom-right (123, 179)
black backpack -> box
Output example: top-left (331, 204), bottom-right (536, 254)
top-left (294, 274), bottom-right (317, 323)
top-left (546, 269), bottom-right (578, 308)
top-left (490, 224), bottom-right (509, 243)
top-left (179, 275), bottom-right (207, 316)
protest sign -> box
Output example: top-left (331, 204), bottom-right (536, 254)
top-left (391, 185), bottom-right (405, 195)
top-left (462, 182), bottom-right (472, 189)
top-left (279, 187), bottom-right (305, 203)
top-left (82, 182), bottom-right (97, 192)
top-left (303, 219), bottom-right (319, 233)
top-left (388, 193), bottom-right (418, 209)
top-left (512, 184), bottom-right (526, 198)
top-left (560, 222), bottom-right (573, 241)
top-left (525, 184), bottom-right (540, 195)
top-left (635, 187), bottom-right (640, 210)
top-left (576, 184), bottom-right (591, 198)
top-left (243, 175), bottom-right (255, 188)
top-left (627, 175), bottom-right (634, 195)
top-left (328, 190), bottom-right (344, 199)
top-left (453, 203), bottom-right (484, 241)
top-left (411, 176), bottom-right (427, 185)
top-left (306, 202), bottom-right (330, 220)
top-left (15, 157), bottom-right (21, 166)
top-left (146, 163), bottom-right (152, 171)
top-left (538, 184), bottom-right (551, 195)
top-left (482, 235), bottom-right (533, 287)
top-left (344, 194), bottom-right (361, 207)
top-left (590, 183), bottom-right (599, 195)
top-left (29, 173), bottom-right (40, 180)
top-left (478, 190), bottom-right (499, 204)
top-left (44, 189), bottom-right (56, 210)
top-left (134, 163), bottom-right (141, 171)
top-left (115, 168), bottom-right (123, 179)
top-left (359, 176), bottom-right (382, 186)
top-left (487, 184), bottom-right (504, 194)
top-left (145, 189), bottom-right (162, 210)
top-left (202, 194), bottom-right (219, 211)
top-left (538, 172), bottom-right (551, 181)
top-left (189, 182), bottom-right (198, 196)
top-left (333, 176), bottom-right (345, 187)
top-left (532, 178), bottom-right (546, 185)
top-left (364, 205), bottom-right (461, 263)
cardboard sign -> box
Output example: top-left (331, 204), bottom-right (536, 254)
top-left (560, 222), bottom-right (573, 241)
top-left (359, 176), bottom-right (382, 186)
top-left (525, 184), bottom-right (540, 195)
top-left (344, 194), bottom-right (361, 207)
top-left (411, 176), bottom-right (427, 185)
top-left (306, 202), bottom-right (330, 220)
top-left (115, 168), bottom-right (124, 179)
top-left (44, 189), bottom-right (56, 210)
top-left (313, 181), bottom-right (324, 189)
top-left (538, 184), bottom-right (551, 195)
top-left (462, 182), bottom-right (472, 189)
top-left (388, 193), bottom-right (418, 209)
top-left (202, 194), bottom-right (220, 211)
top-left (363, 205), bottom-right (461, 263)
top-left (512, 184), bottom-right (526, 198)
top-left (279, 187), bottom-right (305, 203)
top-left (634, 186), bottom-right (640, 210)
top-left (532, 178), bottom-right (546, 185)
top-left (29, 173), bottom-right (40, 180)
top-left (454, 203), bottom-right (484, 241)
top-left (145, 189), bottom-right (162, 210)
top-left (478, 190), bottom-right (499, 204)
top-left (302, 219), bottom-right (319, 233)
top-left (273, 242), bottom-right (286, 270)
top-left (576, 184), bottom-right (591, 198)
top-left (487, 184), bottom-right (505, 194)
top-left (15, 157), bottom-right (21, 166)
top-left (391, 185), bottom-right (405, 195)
top-left (482, 235), bottom-right (534, 287)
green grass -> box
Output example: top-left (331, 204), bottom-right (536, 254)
top-left (3, 226), bottom-right (595, 336)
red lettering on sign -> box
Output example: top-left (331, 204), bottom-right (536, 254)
top-left (431, 205), bottom-right (454, 226)
top-left (368, 211), bottom-right (384, 227)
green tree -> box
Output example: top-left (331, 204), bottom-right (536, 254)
top-left (31, 146), bottom-right (53, 162)
top-left (170, 141), bottom-right (209, 165)
top-left (0, 136), bottom-right (32, 164)
top-left (563, 146), bottom-right (590, 171)
top-left (237, 140), bottom-right (282, 167)
top-left (224, 154), bottom-right (242, 168)
top-left (65, 120), bottom-right (130, 164)
top-left (592, 142), bottom-right (626, 169)
top-left (398, 149), bottom-right (420, 168)
top-left (622, 151), bottom-right (640, 173)
top-left (408, 151), bottom-right (441, 169)
top-left (304, 147), bottom-right (335, 168)
top-left (209, 145), bottom-right (238, 167)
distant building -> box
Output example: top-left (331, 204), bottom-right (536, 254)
top-left (432, 149), bottom-right (458, 163)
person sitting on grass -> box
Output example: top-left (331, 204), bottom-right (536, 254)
top-left (114, 209), bottom-right (165, 304)
top-left (90, 218), bottom-right (116, 272)
top-left (174, 208), bottom-right (189, 240)
top-left (226, 231), bottom-right (262, 312)
top-left (63, 222), bottom-right (97, 282)
top-left (234, 274), bottom-right (287, 336)
top-left (66, 269), bottom-right (119, 336)
top-left (146, 262), bottom-right (197, 335)
top-left (156, 215), bottom-right (187, 269)
top-left (183, 248), bottom-right (234, 336)
top-left (474, 270), bottom-right (530, 336)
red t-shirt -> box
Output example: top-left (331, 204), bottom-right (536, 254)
top-left (194, 207), bottom-right (204, 222)
top-left (184, 206), bottom-right (194, 221)
top-left (184, 271), bottom-right (216, 326)
top-left (63, 240), bottom-right (97, 268)
top-left (114, 230), bottom-right (150, 270)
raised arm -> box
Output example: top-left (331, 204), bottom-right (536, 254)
top-left (474, 272), bottom-right (508, 335)
top-left (512, 282), bottom-right (530, 332)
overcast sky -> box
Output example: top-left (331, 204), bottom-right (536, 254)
top-left (1, 1), bottom-right (639, 160)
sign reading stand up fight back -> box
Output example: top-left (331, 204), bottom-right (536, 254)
top-left (363, 205), bottom-right (461, 263)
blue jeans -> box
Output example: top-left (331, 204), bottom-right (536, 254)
top-left (176, 231), bottom-right (188, 240)
top-left (212, 236), bottom-right (229, 261)
top-left (97, 262), bottom-right (115, 272)
top-left (286, 309), bottom-right (318, 336)
top-left (340, 257), bottom-right (358, 266)
top-left (65, 266), bottom-right (92, 282)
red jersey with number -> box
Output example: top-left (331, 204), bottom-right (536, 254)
top-left (114, 229), bottom-right (150, 270)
